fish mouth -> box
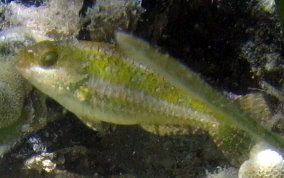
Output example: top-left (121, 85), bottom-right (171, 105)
top-left (15, 64), bottom-right (59, 95)
top-left (15, 57), bottom-right (32, 78)
top-left (15, 65), bottom-right (34, 86)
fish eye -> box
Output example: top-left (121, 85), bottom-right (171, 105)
top-left (41, 51), bottom-right (58, 67)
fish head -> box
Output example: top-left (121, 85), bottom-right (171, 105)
top-left (15, 41), bottom-right (88, 95)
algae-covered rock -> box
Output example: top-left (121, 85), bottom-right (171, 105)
top-left (0, 29), bottom-right (58, 155)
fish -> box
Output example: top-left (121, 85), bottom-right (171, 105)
top-left (15, 32), bottom-right (284, 165)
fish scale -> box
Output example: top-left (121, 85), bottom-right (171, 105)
top-left (85, 77), bottom-right (217, 126)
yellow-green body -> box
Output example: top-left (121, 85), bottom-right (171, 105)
top-left (15, 33), bottom-right (284, 165)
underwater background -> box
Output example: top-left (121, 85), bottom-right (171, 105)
top-left (0, 0), bottom-right (283, 177)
